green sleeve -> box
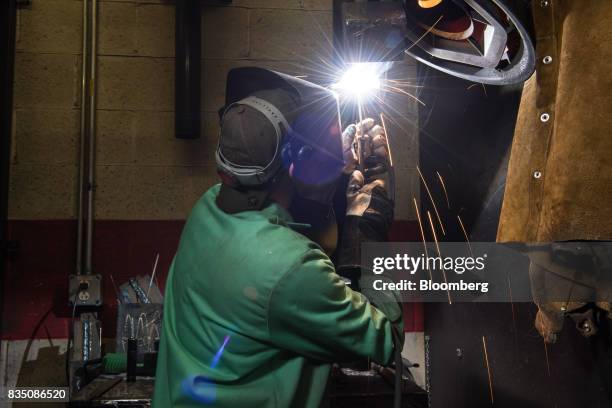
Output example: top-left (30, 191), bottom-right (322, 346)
top-left (267, 248), bottom-right (396, 365)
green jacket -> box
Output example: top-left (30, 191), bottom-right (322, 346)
top-left (153, 184), bottom-right (396, 408)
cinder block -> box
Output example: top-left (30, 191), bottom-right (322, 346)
top-left (95, 164), bottom-right (135, 219)
top-left (96, 110), bottom-right (136, 165)
top-left (200, 112), bottom-right (222, 165)
top-left (8, 164), bottom-right (77, 219)
top-left (99, 2), bottom-right (174, 57)
top-left (13, 52), bottom-right (81, 109)
top-left (250, 9), bottom-right (332, 61)
top-left (131, 165), bottom-right (218, 220)
top-left (202, 59), bottom-right (319, 113)
top-left (130, 165), bottom-right (188, 219)
top-left (97, 110), bottom-right (218, 167)
top-left (96, 164), bottom-right (219, 220)
top-left (202, 6), bottom-right (249, 59)
top-left (16, 0), bottom-right (82, 54)
top-left (122, 111), bottom-right (211, 167)
top-left (231, 0), bottom-right (332, 11)
top-left (97, 56), bottom-right (174, 110)
top-left (13, 109), bottom-right (79, 165)
top-left (180, 165), bottom-right (220, 213)
top-left (202, 59), bottom-right (248, 112)
top-left (137, 111), bottom-right (210, 167)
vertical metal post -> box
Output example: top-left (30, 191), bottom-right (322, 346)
top-left (0, 0), bottom-right (17, 336)
top-left (85, 0), bottom-right (97, 274)
top-left (175, 0), bottom-right (201, 139)
top-left (76, 0), bottom-right (89, 275)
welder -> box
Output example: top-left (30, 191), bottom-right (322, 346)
top-left (153, 67), bottom-right (403, 408)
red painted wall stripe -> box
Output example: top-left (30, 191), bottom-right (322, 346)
top-left (2, 219), bottom-right (422, 340)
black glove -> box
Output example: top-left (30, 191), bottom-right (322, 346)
top-left (336, 170), bottom-right (403, 344)
top-left (336, 170), bottom-right (394, 285)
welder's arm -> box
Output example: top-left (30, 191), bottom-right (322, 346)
top-left (334, 170), bottom-right (404, 348)
top-left (267, 248), bottom-right (401, 365)
top-left (336, 170), bottom-right (393, 285)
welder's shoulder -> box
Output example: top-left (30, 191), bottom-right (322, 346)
top-left (256, 222), bottom-right (335, 278)
top-left (267, 229), bottom-right (337, 280)
top-left (257, 221), bottom-right (321, 261)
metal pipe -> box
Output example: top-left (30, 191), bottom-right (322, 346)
top-left (76, 0), bottom-right (89, 275)
top-left (85, 0), bottom-right (97, 274)
top-left (175, 0), bottom-right (201, 139)
top-left (0, 0), bottom-right (17, 338)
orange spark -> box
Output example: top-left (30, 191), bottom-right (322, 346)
top-left (482, 336), bottom-right (494, 405)
top-left (436, 171), bottom-right (450, 209)
top-left (417, 165), bottom-right (446, 236)
top-left (457, 215), bottom-right (473, 257)
top-left (428, 210), bottom-right (451, 304)
top-left (413, 198), bottom-right (432, 281)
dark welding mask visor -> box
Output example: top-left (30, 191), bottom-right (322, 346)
top-left (276, 72), bottom-right (344, 205)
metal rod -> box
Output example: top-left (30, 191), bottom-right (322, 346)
top-left (175, 0), bottom-right (201, 139)
top-left (356, 96), bottom-right (365, 170)
top-left (1, 0), bottom-right (18, 341)
top-left (76, 0), bottom-right (88, 275)
top-left (85, 0), bottom-right (97, 274)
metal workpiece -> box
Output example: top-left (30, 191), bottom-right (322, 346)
top-left (339, 0), bottom-right (409, 63)
top-left (70, 313), bottom-right (102, 391)
top-left (335, 0), bottom-right (536, 85)
top-left (128, 278), bottom-right (151, 304)
top-left (403, 0), bottom-right (536, 85)
top-left (117, 275), bottom-right (163, 305)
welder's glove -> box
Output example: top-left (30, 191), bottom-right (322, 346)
top-left (336, 170), bottom-right (402, 338)
top-left (336, 170), bottom-right (394, 282)
top-left (342, 118), bottom-right (390, 178)
top-left (345, 170), bottom-right (393, 229)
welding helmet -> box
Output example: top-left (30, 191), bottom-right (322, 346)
top-left (216, 67), bottom-right (344, 215)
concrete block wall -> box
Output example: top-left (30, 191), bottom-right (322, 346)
top-left (9, 0), bottom-right (419, 222)
top-left (10, 0), bottom-right (82, 220)
top-left (2, 0), bottom-right (423, 399)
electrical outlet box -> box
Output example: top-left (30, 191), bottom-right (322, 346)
top-left (69, 274), bottom-right (102, 307)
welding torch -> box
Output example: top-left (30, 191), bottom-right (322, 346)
top-left (353, 111), bottom-right (396, 203)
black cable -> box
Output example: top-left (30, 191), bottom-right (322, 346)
top-left (393, 327), bottom-right (404, 408)
top-left (65, 291), bottom-right (79, 387)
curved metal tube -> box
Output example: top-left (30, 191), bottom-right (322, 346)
top-left (404, 0), bottom-right (536, 86)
